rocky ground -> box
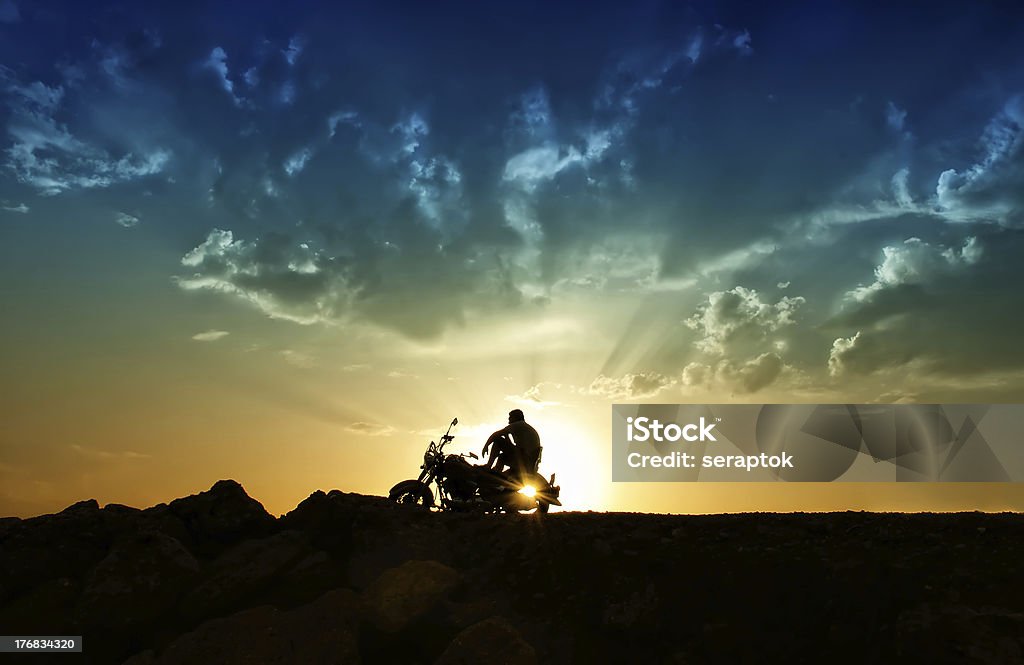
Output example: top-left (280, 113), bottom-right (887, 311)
top-left (1, 480), bottom-right (1023, 664)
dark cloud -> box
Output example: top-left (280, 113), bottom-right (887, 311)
top-left (826, 228), bottom-right (1024, 379)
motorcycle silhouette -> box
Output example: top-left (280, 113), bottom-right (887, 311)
top-left (388, 418), bottom-right (562, 513)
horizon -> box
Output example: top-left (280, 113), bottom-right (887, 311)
top-left (4, 0), bottom-right (1024, 518)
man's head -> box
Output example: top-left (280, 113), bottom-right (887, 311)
top-left (508, 409), bottom-right (525, 423)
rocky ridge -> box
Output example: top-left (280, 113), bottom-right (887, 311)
top-left (1, 480), bottom-right (1022, 664)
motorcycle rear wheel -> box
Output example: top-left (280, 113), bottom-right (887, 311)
top-left (388, 479), bottom-right (434, 508)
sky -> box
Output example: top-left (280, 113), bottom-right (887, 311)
top-left (2, 0), bottom-right (1024, 517)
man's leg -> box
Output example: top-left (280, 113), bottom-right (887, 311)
top-left (485, 435), bottom-right (509, 470)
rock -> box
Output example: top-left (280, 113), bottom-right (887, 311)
top-left (362, 559), bottom-right (461, 633)
top-left (0, 576), bottom-right (78, 634)
top-left (896, 604), bottom-right (1024, 663)
top-left (602, 583), bottom-right (660, 629)
top-left (0, 499), bottom-right (140, 602)
top-left (142, 588), bottom-right (360, 664)
top-left (147, 480), bottom-right (275, 557)
top-left (178, 530), bottom-right (317, 622)
top-left (435, 617), bottom-right (538, 665)
top-left (76, 530), bottom-right (200, 632)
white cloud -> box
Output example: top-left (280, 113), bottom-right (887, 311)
top-left (509, 87), bottom-right (554, 140)
top-left (204, 47), bottom-right (238, 102)
top-left (934, 95), bottom-right (1023, 222)
top-left (1, 202), bottom-right (28, 213)
top-left (327, 110), bottom-right (359, 138)
top-left (503, 143), bottom-right (584, 190)
top-left (732, 29), bottom-right (753, 56)
top-left (192, 330), bottom-right (229, 342)
top-left (716, 352), bottom-right (784, 393)
top-left (70, 444), bottom-right (150, 460)
top-left (408, 156), bottom-right (463, 227)
top-left (281, 349), bottom-right (315, 368)
top-left (584, 372), bottom-right (675, 400)
top-left (9, 80), bottom-right (63, 110)
top-left (506, 383), bottom-right (562, 408)
top-left (177, 229), bottom-right (350, 325)
top-left (283, 36), bottom-right (305, 66)
top-left (685, 286), bottom-right (805, 354)
top-left (891, 167), bottom-right (913, 208)
top-left (115, 212), bottom-right (139, 228)
top-left (278, 81), bottom-right (296, 105)
top-left (344, 421), bottom-right (395, 436)
top-left (682, 362), bottom-right (712, 388)
top-left (4, 78), bottom-right (170, 194)
top-left (392, 112), bottom-right (429, 155)
top-left (828, 332), bottom-right (861, 377)
top-left (284, 147), bottom-right (313, 176)
top-left (885, 101), bottom-right (907, 132)
top-left (847, 236), bottom-right (982, 301)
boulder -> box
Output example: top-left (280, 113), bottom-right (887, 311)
top-left (178, 530), bottom-right (318, 622)
top-left (136, 588), bottom-right (360, 664)
top-left (0, 499), bottom-right (141, 601)
top-left (435, 617), bottom-right (538, 665)
top-left (75, 530), bottom-right (200, 631)
top-left (362, 559), bottom-right (461, 633)
top-left (896, 604), bottom-right (1024, 663)
top-left (142, 480), bottom-right (274, 557)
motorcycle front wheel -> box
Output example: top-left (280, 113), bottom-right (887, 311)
top-left (388, 479), bottom-right (434, 508)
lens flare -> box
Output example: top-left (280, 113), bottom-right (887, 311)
top-left (518, 485), bottom-right (537, 497)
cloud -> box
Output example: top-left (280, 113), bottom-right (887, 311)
top-left (70, 444), bottom-right (151, 460)
top-left (828, 332), bottom-right (862, 377)
top-left (506, 383), bottom-right (562, 408)
top-left (682, 354), bottom-right (789, 394)
top-left (392, 112), bottom-right (429, 156)
top-left (177, 229), bottom-right (350, 325)
top-left (933, 95), bottom-right (1024, 224)
top-left (685, 286), bottom-right (805, 355)
top-left (503, 143), bottom-right (585, 190)
top-left (284, 147), bottom-right (313, 176)
top-left (115, 212), bottom-right (140, 228)
top-left (204, 47), bottom-right (239, 103)
top-left (278, 81), bottom-right (296, 105)
top-left (2, 202), bottom-right (29, 213)
top-left (243, 67), bottom-right (259, 87)
top-left (584, 372), bottom-right (675, 400)
top-left (3, 74), bottom-right (170, 195)
top-left (847, 236), bottom-right (982, 302)
top-left (716, 352), bottom-right (785, 393)
top-left (328, 110), bottom-right (359, 138)
top-left (408, 156), bottom-right (463, 228)
top-left (344, 421), bottom-right (395, 436)
top-left (281, 349), bottom-right (315, 368)
top-left (192, 330), bottom-right (229, 342)
top-left (885, 101), bottom-right (907, 132)
top-left (283, 36), bottom-right (305, 66)
top-left (824, 228), bottom-right (1024, 383)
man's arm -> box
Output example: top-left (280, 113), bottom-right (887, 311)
top-left (482, 425), bottom-right (511, 454)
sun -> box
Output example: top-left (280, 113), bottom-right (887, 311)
top-left (527, 409), bottom-right (609, 511)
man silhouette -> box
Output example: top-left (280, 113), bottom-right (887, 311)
top-left (481, 409), bottom-right (541, 477)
